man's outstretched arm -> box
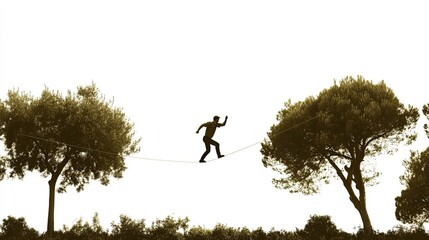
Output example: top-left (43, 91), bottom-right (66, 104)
top-left (196, 124), bottom-right (205, 134)
top-left (220, 116), bottom-right (228, 126)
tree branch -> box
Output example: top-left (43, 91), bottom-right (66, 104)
top-left (295, 158), bottom-right (324, 182)
top-left (326, 149), bottom-right (352, 160)
top-left (328, 156), bottom-right (360, 208)
top-left (326, 156), bottom-right (346, 182)
top-left (54, 146), bottom-right (71, 177)
top-left (344, 141), bottom-right (356, 160)
top-left (364, 131), bottom-right (389, 148)
top-left (35, 140), bottom-right (54, 175)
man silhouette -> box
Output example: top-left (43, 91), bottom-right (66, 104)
top-left (196, 115), bottom-right (228, 163)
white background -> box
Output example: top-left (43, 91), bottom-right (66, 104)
top-left (1, 0), bottom-right (429, 233)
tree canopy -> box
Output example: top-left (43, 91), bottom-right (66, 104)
top-left (0, 83), bottom-right (140, 235)
top-left (395, 149), bottom-right (429, 226)
top-left (395, 103), bottom-right (429, 226)
top-left (261, 75), bottom-right (419, 234)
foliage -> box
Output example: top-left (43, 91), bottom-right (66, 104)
top-left (0, 157), bottom-right (5, 181)
top-left (0, 83), bottom-right (140, 191)
top-left (395, 104), bottom-right (429, 226)
top-left (395, 103), bottom-right (429, 226)
top-left (148, 215), bottom-right (189, 240)
top-left (0, 83), bottom-right (140, 234)
top-left (186, 225), bottom-right (211, 240)
top-left (209, 224), bottom-right (239, 240)
top-left (423, 104), bottom-right (429, 137)
top-left (261, 76), bottom-right (419, 234)
top-left (59, 213), bottom-right (108, 240)
top-left (298, 215), bottom-right (342, 240)
top-left (354, 225), bottom-right (429, 240)
top-left (1, 215), bottom-right (429, 240)
top-left (0, 216), bottom-right (39, 240)
top-left (261, 76), bottom-right (418, 194)
top-left (110, 215), bottom-right (147, 239)
top-left (395, 149), bottom-right (429, 226)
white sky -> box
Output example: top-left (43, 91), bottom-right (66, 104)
top-left (1, 0), bottom-right (429, 234)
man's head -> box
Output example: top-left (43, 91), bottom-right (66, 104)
top-left (213, 115), bottom-right (220, 122)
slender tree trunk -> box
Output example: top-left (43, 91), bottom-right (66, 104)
top-left (44, 156), bottom-right (69, 237)
top-left (358, 200), bottom-right (373, 235)
top-left (346, 184), bottom-right (374, 235)
top-left (354, 155), bottom-right (374, 235)
top-left (355, 175), bottom-right (374, 235)
top-left (334, 157), bottom-right (374, 236)
top-left (47, 176), bottom-right (58, 236)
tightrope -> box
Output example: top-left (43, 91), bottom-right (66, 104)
top-left (16, 115), bottom-right (319, 164)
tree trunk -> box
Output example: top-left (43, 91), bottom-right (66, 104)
top-left (354, 157), bottom-right (374, 235)
top-left (44, 157), bottom-right (69, 237)
top-left (346, 185), bottom-right (374, 235)
top-left (346, 189), bottom-right (373, 234)
top-left (358, 201), bottom-right (374, 235)
top-left (47, 176), bottom-right (58, 236)
top-left (337, 161), bottom-right (374, 235)
top-left (355, 177), bottom-right (374, 235)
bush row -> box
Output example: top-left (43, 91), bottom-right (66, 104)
top-left (0, 214), bottom-right (427, 240)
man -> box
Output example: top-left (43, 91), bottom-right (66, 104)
top-left (196, 115), bottom-right (228, 163)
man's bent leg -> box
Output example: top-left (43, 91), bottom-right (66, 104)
top-left (209, 139), bottom-right (223, 158)
top-left (200, 137), bottom-right (211, 162)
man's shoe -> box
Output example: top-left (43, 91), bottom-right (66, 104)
top-left (218, 155), bottom-right (225, 158)
top-left (199, 160), bottom-right (206, 163)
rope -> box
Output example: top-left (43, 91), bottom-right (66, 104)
top-left (16, 115), bottom-right (319, 164)
top-left (270, 114), bottom-right (320, 139)
top-left (206, 114), bottom-right (320, 162)
top-left (17, 133), bottom-right (197, 164)
top-left (205, 141), bottom-right (261, 163)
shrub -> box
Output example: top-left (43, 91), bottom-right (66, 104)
top-left (0, 216), bottom-right (39, 240)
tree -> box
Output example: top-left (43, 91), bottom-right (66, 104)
top-left (0, 216), bottom-right (39, 240)
top-left (59, 213), bottom-right (107, 240)
top-left (395, 103), bottom-right (429, 226)
top-left (0, 157), bottom-right (5, 181)
top-left (261, 76), bottom-right (419, 235)
top-left (110, 215), bottom-right (147, 239)
top-left (148, 216), bottom-right (189, 240)
top-left (395, 149), bottom-right (429, 227)
top-left (0, 84), bottom-right (140, 236)
top-left (299, 215), bottom-right (341, 240)
top-left (424, 104), bottom-right (429, 137)
top-left (210, 224), bottom-right (239, 240)
top-left (250, 227), bottom-right (267, 240)
top-left (186, 226), bottom-right (211, 240)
